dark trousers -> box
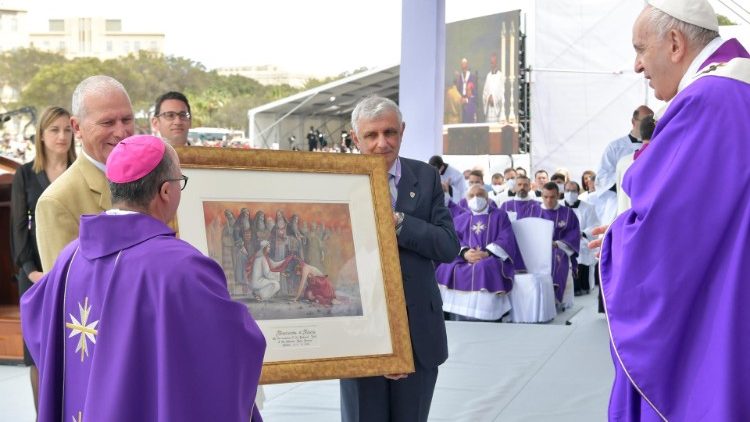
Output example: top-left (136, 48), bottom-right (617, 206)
top-left (594, 262), bottom-right (605, 313)
top-left (18, 274), bottom-right (35, 365)
top-left (574, 263), bottom-right (592, 293)
top-left (340, 362), bottom-right (438, 422)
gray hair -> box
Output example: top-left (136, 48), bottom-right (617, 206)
top-left (71, 75), bottom-right (131, 121)
top-left (644, 5), bottom-right (719, 50)
top-left (109, 143), bottom-right (175, 209)
top-left (350, 95), bottom-right (402, 136)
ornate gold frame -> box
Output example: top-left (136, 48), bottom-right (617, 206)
top-left (176, 147), bottom-right (414, 384)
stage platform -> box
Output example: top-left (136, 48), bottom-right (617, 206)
top-left (0, 291), bottom-right (612, 421)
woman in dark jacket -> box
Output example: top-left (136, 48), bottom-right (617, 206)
top-left (10, 106), bottom-right (76, 412)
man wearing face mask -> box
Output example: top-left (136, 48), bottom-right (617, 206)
top-left (503, 168), bottom-right (517, 190)
top-left (488, 173), bottom-right (511, 206)
top-left (563, 181), bottom-right (599, 296)
top-left (435, 185), bottom-right (519, 321)
top-left (458, 170), bottom-right (497, 212)
top-left (539, 182), bottom-right (580, 304)
top-left (550, 173), bottom-right (567, 201)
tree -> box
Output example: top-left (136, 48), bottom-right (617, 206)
top-left (0, 48), bottom-right (67, 108)
top-left (20, 58), bottom-right (111, 111)
top-left (12, 49), bottom-right (370, 132)
top-left (717, 14), bottom-right (736, 26)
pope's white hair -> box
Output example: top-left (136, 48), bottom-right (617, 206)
top-left (643, 5), bottom-right (719, 50)
top-left (71, 75), bottom-right (130, 121)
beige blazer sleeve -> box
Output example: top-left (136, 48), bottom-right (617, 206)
top-left (36, 194), bottom-right (82, 272)
top-left (35, 157), bottom-right (111, 271)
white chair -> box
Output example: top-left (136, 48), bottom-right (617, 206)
top-left (509, 218), bottom-right (557, 323)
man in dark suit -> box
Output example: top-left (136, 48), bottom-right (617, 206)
top-left (341, 96), bottom-right (460, 422)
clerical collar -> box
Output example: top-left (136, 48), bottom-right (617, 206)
top-left (471, 206), bottom-right (489, 216)
top-left (81, 149), bottom-right (106, 173)
top-left (514, 194), bottom-right (533, 201)
top-left (679, 36), bottom-right (723, 94)
top-left (566, 200), bottom-right (581, 208)
top-left (106, 209), bottom-right (139, 215)
top-left (540, 202), bottom-right (560, 211)
top-left (628, 134), bottom-right (641, 144)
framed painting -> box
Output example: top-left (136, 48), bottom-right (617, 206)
top-left (175, 147), bottom-right (414, 384)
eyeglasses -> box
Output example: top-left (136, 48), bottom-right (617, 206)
top-left (161, 175), bottom-right (189, 191)
top-left (156, 111), bottom-right (191, 121)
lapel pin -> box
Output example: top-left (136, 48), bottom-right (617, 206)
top-left (410, 192), bottom-right (416, 198)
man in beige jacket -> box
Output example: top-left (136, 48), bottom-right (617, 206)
top-left (36, 75), bottom-right (135, 271)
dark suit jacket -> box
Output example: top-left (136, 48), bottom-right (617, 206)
top-left (395, 157), bottom-right (459, 368)
top-left (11, 161), bottom-right (49, 282)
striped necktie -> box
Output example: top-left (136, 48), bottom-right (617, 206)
top-left (389, 174), bottom-right (397, 209)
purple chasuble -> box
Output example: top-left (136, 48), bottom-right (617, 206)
top-left (21, 213), bottom-right (266, 422)
top-left (447, 199), bottom-right (466, 220)
top-left (602, 38), bottom-right (750, 421)
top-left (435, 208), bottom-right (517, 293)
top-left (538, 206), bottom-right (580, 302)
top-left (500, 199), bottom-right (540, 270)
top-left (499, 198), bottom-right (541, 219)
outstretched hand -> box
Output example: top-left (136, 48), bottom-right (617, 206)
top-left (588, 225), bottom-right (609, 251)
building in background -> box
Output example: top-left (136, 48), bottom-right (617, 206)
top-left (29, 17), bottom-right (163, 60)
top-left (217, 65), bottom-right (324, 88)
top-left (0, 2), bottom-right (28, 53)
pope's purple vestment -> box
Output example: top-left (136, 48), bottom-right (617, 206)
top-left (436, 208), bottom-right (517, 293)
top-left (539, 205), bottom-right (580, 302)
top-left (602, 38), bottom-right (750, 420)
top-left (21, 212), bottom-right (266, 421)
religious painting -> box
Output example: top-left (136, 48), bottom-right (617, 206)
top-left (444, 10), bottom-right (522, 155)
top-left (176, 147), bottom-right (414, 384)
top-left (202, 200), bottom-right (363, 320)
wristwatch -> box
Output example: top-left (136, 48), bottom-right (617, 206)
top-left (395, 212), bottom-right (405, 229)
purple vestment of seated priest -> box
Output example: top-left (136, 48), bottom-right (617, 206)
top-left (602, 38), bottom-right (750, 420)
top-left (21, 212), bottom-right (266, 422)
top-left (446, 199), bottom-right (466, 220)
top-left (436, 208), bottom-right (517, 293)
top-left (499, 198), bottom-right (540, 270)
top-left (499, 198), bottom-right (540, 220)
top-left (539, 205), bottom-right (580, 302)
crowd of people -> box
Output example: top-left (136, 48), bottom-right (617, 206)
top-left (7, 0), bottom-right (750, 420)
top-left (208, 207), bottom-right (342, 305)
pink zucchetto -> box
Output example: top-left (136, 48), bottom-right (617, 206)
top-left (106, 135), bottom-right (166, 183)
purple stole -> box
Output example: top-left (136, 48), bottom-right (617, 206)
top-left (538, 206), bottom-right (580, 302)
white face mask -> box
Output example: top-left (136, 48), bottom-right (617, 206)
top-left (564, 192), bottom-right (579, 204)
top-left (556, 183), bottom-right (565, 193)
top-left (491, 184), bottom-right (505, 194)
top-left (468, 196), bottom-right (488, 212)
top-left (506, 179), bottom-right (516, 191)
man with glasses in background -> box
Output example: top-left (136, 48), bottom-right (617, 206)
top-left (152, 91), bottom-right (192, 147)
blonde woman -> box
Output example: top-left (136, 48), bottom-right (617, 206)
top-left (10, 106), bottom-right (76, 412)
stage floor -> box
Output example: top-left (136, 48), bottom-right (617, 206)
top-left (0, 291), bottom-right (612, 421)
